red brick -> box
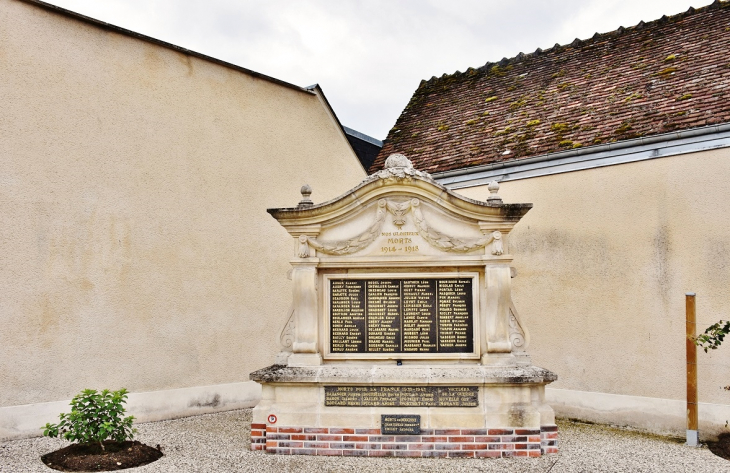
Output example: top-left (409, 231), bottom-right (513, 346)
top-left (355, 428), bottom-right (380, 435)
top-left (528, 435), bottom-right (541, 442)
top-left (501, 436), bottom-right (527, 442)
top-left (434, 429), bottom-right (461, 435)
top-left (529, 450), bottom-right (541, 457)
top-left (251, 423), bottom-right (267, 430)
top-left (251, 444), bottom-right (265, 451)
top-left (269, 447), bottom-right (291, 455)
top-left (278, 427), bottom-right (303, 433)
top-left (368, 450), bottom-right (395, 457)
top-left (541, 425), bottom-right (558, 432)
top-left (514, 443), bottom-right (528, 450)
top-left (447, 451), bottom-right (475, 458)
top-left (394, 451), bottom-right (422, 457)
top-left (527, 444), bottom-right (541, 450)
top-left (487, 443), bottom-right (510, 450)
top-left (382, 443), bottom-right (408, 450)
top-left (291, 434), bottom-right (317, 441)
top-left (543, 432), bottom-right (558, 439)
top-left (316, 449), bottom-right (343, 456)
top-left (544, 447), bottom-right (559, 454)
top-left (329, 428), bottom-right (355, 434)
top-left (303, 442), bottom-right (329, 449)
top-left (475, 450), bottom-right (502, 458)
top-left (267, 434), bottom-right (290, 440)
top-left (503, 450), bottom-right (529, 457)
top-left (330, 443), bottom-right (356, 449)
top-left (291, 448), bottom-right (317, 455)
top-left (460, 429), bottom-right (488, 435)
top-left (355, 443), bottom-right (381, 450)
top-left (343, 435), bottom-right (369, 442)
top-left (303, 427), bottom-right (329, 434)
top-left (278, 441), bottom-right (303, 448)
top-left (488, 429), bottom-right (513, 435)
top-left (408, 443), bottom-right (434, 450)
top-left (448, 436), bottom-right (474, 443)
top-left (318, 435), bottom-right (342, 441)
top-left (422, 436), bottom-right (448, 442)
top-left (251, 431), bottom-right (264, 437)
top-left (434, 443), bottom-right (460, 451)
top-left (266, 426), bottom-right (277, 433)
top-left (342, 449), bottom-right (369, 457)
top-left (266, 440), bottom-right (277, 449)
top-left (515, 429), bottom-right (541, 435)
top-left (421, 450), bottom-right (449, 458)
top-left (474, 436), bottom-right (500, 443)
top-left (461, 443), bottom-right (489, 450)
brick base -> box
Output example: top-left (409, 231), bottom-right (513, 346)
top-left (250, 423), bottom-right (558, 458)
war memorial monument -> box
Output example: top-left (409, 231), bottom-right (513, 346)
top-left (249, 154), bottom-right (558, 458)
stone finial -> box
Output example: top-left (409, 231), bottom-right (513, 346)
top-left (384, 153), bottom-right (413, 169)
top-left (486, 180), bottom-right (503, 206)
top-left (298, 184), bottom-right (313, 208)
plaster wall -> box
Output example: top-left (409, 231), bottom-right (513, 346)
top-left (0, 0), bottom-right (365, 410)
top-left (456, 147), bottom-right (730, 413)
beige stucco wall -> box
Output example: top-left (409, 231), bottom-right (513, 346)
top-left (0, 0), bottom-right (365, 408)
top-left (456, 147), bottom-right (730, 408)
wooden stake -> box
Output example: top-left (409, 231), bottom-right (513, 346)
top-left (686, 292), bottom-right (699, 446)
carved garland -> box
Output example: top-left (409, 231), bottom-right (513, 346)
top-left (305, 200), bottom-right (387, 256)
top-left (304, 198), bottom-right (503, 256)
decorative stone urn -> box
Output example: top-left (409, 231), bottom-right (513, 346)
top-left (249, 155), bottom-right (558, 458)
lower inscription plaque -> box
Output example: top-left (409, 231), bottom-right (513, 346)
top-left (324, 386), bottom-right (479, 407)
top-left (381, 414), bottom-right (420, 435)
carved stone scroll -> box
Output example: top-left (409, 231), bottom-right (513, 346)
top-left (508, 302), bottom-right (530, 352)
top-left (280, 304), bottom-right (295, 349)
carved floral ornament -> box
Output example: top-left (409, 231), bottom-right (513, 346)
top-left (297, 198), bottom-right (503, 257)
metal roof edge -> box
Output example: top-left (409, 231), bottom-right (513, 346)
top-left (342, 126), bottom-right (383, 147)
top-left (434, 122), bottom-right (730, 188)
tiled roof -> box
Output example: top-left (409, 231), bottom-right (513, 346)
top-left (372, 1), bottom-right (730, 174)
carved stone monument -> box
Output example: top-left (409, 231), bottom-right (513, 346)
top-left (250, 155), bottom-right (558, 458)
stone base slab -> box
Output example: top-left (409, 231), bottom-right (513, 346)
top-left (251, 423), bottom-right (558, 457)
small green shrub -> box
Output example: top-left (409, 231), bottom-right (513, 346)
top-left (42, 388), bottom-right (136, 451)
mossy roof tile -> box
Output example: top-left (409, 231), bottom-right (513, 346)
top-left (371, 1), bottom-right (730, 174)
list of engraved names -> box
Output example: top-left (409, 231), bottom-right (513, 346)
top-left (329, 278), bottom-right (473, 353)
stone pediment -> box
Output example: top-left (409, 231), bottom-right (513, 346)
top-left (268, 155), bottom-right (531, 259)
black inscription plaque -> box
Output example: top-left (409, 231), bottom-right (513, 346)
top-left (324, 386), bottom-right (479, 407)
top-left (381, 414), bottom-right (420, 435)
top-left (329, 278), bottom-right (474, 354)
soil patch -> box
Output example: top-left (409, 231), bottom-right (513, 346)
top-left (708, 432), bottom-right (730, 461)
top-left (41, 440), bottom-right (162, 471)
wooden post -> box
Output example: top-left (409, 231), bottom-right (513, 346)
top-left (686, 292), bottom-right (699, 446)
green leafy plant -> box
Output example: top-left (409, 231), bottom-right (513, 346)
top-left (695, 320), bottom-right (730, 352)
top-left (42, 388), bottom-right (136, 451)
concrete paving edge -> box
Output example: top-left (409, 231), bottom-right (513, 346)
top-left (0, 381), bottom-right (262, 441)
top-left (547, 387), bottom-right (730, 441)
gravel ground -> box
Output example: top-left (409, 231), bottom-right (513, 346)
top-left (1, 409), bottom-right (729, 473)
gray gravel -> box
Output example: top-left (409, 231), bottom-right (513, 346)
top-left (2, 409), bottom-right (729, 472)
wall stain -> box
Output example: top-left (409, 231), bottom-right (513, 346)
top-left (652, 225), bottom-right (672, 311)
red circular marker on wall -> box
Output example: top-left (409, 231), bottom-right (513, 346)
top-left (267, 414), bottom-right (277, 424)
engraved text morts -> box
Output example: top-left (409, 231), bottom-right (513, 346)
top-left (250, 154), bottom-right (558, 458)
